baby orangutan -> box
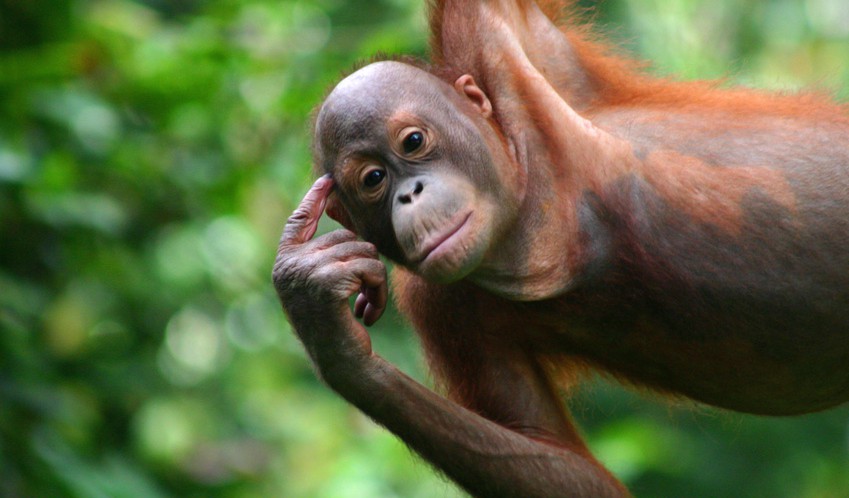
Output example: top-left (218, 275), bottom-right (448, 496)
top-left (274, 1), bottom-right (849, 496)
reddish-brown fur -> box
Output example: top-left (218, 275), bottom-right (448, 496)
top-left (278, 1), bottom-right (849, 496)
top-left (429, 0), bottom-right (847, 116)
top-left (422, 0), bottom-right (849, 294)
top-left (406, 0), bottom-right (848, 483)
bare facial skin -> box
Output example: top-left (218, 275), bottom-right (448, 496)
top-left (273, 1), bottom-right (849, 497)
top-left (314, 62), bottom-right (524, 283)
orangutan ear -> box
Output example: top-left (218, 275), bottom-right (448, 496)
top-left (325, 192), bottom-right (355, 232)
top-left (454, 74), bottom-right (492, 118)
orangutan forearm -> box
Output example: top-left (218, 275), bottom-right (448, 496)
top-left (322, 355), bottom-right (628, 498)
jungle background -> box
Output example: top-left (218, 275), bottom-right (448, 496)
top-left (1, 0), bottom-right (849, 496)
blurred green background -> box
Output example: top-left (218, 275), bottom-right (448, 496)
top-left (1, 0), bottom-right (848, 496)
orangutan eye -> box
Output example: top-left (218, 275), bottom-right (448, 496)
top-left (402, 131), bottom-right (425, 154)
top-left (363, 168), bottom-right (386, 188)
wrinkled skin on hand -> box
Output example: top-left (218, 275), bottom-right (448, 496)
top-left (273, 176), bottom-right (387, 379)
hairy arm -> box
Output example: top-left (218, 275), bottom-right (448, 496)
top-left (273, 178), bottom-right (627, 498)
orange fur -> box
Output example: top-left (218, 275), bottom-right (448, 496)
top-left (428, 0), bottom-right (848, 120)
top-left (304, 2), bottom-right (849, 494)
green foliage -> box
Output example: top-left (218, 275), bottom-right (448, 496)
top-left (0, 0), bottom-right (846, 496)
